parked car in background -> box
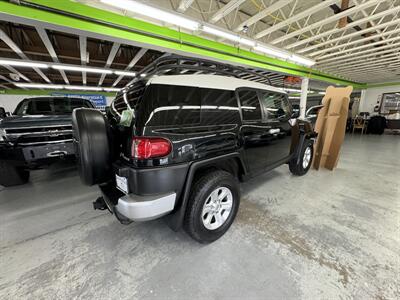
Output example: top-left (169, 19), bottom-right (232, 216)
top-left (0, 97), bottom-right (95, 186)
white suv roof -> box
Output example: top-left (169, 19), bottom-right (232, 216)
top-left (147, 74), bottom-right (286, 94)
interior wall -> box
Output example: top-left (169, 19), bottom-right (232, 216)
top-left (359, 85), bottom-right (400, 114)
top-left (0, 94), bottom-right (114, 112)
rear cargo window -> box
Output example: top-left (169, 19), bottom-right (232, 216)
top-left (200, 88), bottom-right (240, 125)
top-left (140, 84), bottom-right (201, 127)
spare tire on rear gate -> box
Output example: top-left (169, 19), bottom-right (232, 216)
top-left (72, 108), bottom-right (111, 186)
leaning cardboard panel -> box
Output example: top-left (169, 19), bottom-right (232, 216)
top-left (313, 86), bottom-right (353, 170)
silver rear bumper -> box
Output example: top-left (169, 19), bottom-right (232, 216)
top-left (115, 192), bottom-right (176, 221)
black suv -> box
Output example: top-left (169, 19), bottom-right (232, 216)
top-left (0, 97), bottom-right (94, 186)
top-left (73, 56), bottom-right (315, 243)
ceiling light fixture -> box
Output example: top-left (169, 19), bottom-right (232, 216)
top-left (290, 55), bottom-right (316, 67)
top-left (254, 45), bottom-right (291, 60)
top-left (14, 83), bottom-right (120, 92)
top-left (100, 0), bottom-right (200, 31)
top-left (202, 25), bottom-right (255, 47)
top-left (0, 59), bottom-right (49, 69)
top-left (52, 65), bottom-right (113, 74)
top-left (115, 70), bottom-right (136, 77)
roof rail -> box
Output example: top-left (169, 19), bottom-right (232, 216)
top-left (124, 54), bottom-right (272, 88)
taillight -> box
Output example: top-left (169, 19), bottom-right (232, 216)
top-left (131, 137), bottom-right (172, 159)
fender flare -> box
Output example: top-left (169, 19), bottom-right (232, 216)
top-left (166, 152), bottom-right (246, 231)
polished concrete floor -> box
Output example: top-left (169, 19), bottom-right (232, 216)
top-left (0, 134), bottom-right (399, 299)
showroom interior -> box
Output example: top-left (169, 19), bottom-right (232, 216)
top-left (0, 0), bottom-right (399, 299)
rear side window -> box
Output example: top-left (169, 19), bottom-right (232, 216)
top-left (140, 84), bottom-right (200, 126)
top-left (238, 90), bottom-right (262, 121)
top-left (200, 88), bottom-right (240, 125)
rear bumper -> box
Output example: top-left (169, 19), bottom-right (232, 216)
top-left (116, 192), bottom-right (176, 221)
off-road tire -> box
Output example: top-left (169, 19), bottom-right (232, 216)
top-left (0, 161), bottom-right (30, 187)
top-left (184, 170), bottom-right (240, 243)
top-left (289, 140), bottom-right (314, 176)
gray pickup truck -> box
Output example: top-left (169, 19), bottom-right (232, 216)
top-left (0, 97), bottom-right (95, 186)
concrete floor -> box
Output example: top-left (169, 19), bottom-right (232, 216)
top-left (0, 134), bottom-right (399, 299)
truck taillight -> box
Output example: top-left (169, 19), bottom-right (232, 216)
top-left (131, 137), bottom-right (172, 159)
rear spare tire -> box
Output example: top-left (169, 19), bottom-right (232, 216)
top-left (0, 161), bottom-right (30, 187)
top-left (72, 108), bottom-right (111, 186)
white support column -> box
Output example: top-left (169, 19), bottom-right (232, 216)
top-left (300, 77), bottom-right (309, 118)
top-left (359, 89), bottom-right (367, 114)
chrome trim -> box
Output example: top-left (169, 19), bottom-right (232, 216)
top-left (5, 130), bottom-right (72, 137)
top-left (115, 192), bottom-right (176, 222)
top-left (4, 124), bottom-right (72, 131)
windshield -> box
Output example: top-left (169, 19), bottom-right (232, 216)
top-left (14, 98), bottom-right (93, 115)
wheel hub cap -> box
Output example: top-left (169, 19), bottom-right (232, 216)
top-left (303, 146), bottom-right (312, 169)
top-left (201, 187), bottom-right (233, 230)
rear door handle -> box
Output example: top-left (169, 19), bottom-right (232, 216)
top-left (268, 128), bottom-right (280, 134)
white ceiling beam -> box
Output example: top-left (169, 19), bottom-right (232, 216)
top-left (320, 54), bottom-right (400, 72)
top-left (317, 41), bottom-right (400, 64)
top-left (0, 28), bottom-right (51, 83)
top-left (234, 0), bottom-right (293, 32)
top-left (271, 0), bottom-right (384, 45)
top-left (3, 65), bottom-right (30, 82)
top-left (36, 27), bottom-right (69, 84)
top-left (79, 36), bottom-right (87, 85)
top-left (300, 18), bottom-right (400, 54)
top-left (209, 0), bottom-right (247, 24)
top-left (316, 35), bottom-right (400, 60)
top-left (253, 0), bottom-right (340, 39)
top-left (112, 48), bottom-right (147, 87)
top-left (284, 5), bottom-right (400, 50)
top-left (98, 42), bottom-right (120, 85)
top-left (177, 0), bottom-right (195, 12)
top-left (308, 26), bottom-right (400, 57)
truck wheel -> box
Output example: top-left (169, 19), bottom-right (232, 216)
top-left (289, 140), bottom-right (314, 176)
top-left (0, 161), bottom-right (30, 187)
top-left (184, 170), bottom-right (240, 243)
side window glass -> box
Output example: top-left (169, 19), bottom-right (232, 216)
top-left (238, 90), bottom-right (262, 121)
top-left (200, 88), bottom-right (240, 125)
top-left (259, 92), bottom-right (290, 120)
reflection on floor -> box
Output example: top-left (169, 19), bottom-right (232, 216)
top-left (0, 134), bottom-right (399, 299)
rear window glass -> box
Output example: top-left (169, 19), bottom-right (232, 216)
top-left (200, 88), bottom-right (239, 125)
top-left (139, 84), bottom-right (201, 127)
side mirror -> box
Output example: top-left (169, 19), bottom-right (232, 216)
top-left (0, 107), bottom-right (6, 118)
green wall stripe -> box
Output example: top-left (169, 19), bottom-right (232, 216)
top-left (366, 82), bottom-right (400, 89)
top-left (0, 0), bottom-right (365, 88)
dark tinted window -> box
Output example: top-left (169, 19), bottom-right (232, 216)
top-left (259, 91), bottom-right (291, 120)
top-left (200, 88), bottom-right (240, 125)
top-left (140, 84), bottom-right (200, 126)
top-left (238, 90), bottom-right (262, 121)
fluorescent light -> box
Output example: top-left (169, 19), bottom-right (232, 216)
top-left (202, 25), bottom-right (256, 47)
top-left (254, 45), bottom-right (291, 60)
top-left (0, 59), bottom-right (48, 68)
top-left (14, 83), bottom-right (118, 92)
top-left (289, 96), bottom-right (300, 99)
top-left (103, 88), bottom-right (121, 92)
top-left (115, 70), bottom-right (136, 77)
top-left (140, 73), bottom-right (147, 77)
top-left (290, 55), bottom-right (316, 67)
top-left (14, 83), bottom-right (63, 89)
top-left (52, 65), bottom-right (113, 74)
top-left (100, 0), bottom-right (200, 30)
top-left (318, 91), bottom-right (326, 95)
